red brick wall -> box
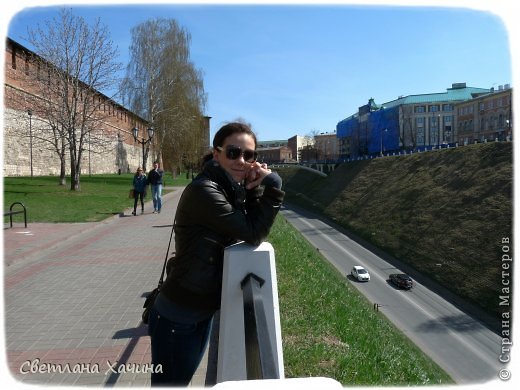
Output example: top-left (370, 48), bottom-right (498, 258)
top-left (4, 38), bottom-right (150, 176)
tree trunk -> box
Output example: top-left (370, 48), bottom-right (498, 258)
top-left (59, 158), bottom-right (67, 186)
top-left (70, 156), bottom-right (81, 191)
top-left (71, 170), bottom-right (81, 191)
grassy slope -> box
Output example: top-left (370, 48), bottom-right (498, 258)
top-left (270, 216), bottom-right (452, 385)
top-left (277, 142), bottom-right (512, 321)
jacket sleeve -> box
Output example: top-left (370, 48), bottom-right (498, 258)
top-left (179, 181), bottom-right (284, 246)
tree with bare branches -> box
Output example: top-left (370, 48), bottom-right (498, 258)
top-left (26, 8), bottom-right (123, 190)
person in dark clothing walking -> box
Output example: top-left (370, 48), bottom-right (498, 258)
top-left (148, 161), bottom-right (164, 213)
top-left (132, 167), bottom-right (147, 216)
top-left (147, 122), bottom-right (284, 386)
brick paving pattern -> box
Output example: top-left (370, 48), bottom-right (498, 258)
top-left (3, 188), bottom-right (211, 387)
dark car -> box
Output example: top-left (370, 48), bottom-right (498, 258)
top-left (389, 273), bottom-right (413, 289)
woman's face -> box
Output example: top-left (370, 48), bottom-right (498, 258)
top-left (213, 132), bottom-right (256, 183)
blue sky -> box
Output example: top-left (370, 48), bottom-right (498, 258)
top-left (2, 1), bottom-right (515, 142)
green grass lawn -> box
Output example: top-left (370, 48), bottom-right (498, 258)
top-left (269, 216), bottom-right (452, 385)
top-left (3, 173), bottom-right (191, 223)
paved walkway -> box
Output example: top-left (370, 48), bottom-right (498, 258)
top-left (3, 187), bottom-right (213, 387)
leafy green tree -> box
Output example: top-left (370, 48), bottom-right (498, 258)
top-left (122, 18), bottom-right (207, 172)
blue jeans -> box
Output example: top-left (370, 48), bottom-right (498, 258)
top-left (151, 184), bottom-right (162, 212)
top-left (148, 306), bottom-right (212, 386)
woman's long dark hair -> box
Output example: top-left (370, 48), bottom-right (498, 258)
top-left (202, 122), bottom-right (257, 164)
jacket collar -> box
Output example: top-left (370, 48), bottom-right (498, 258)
top-left (199, 160), bottom-right (246, 209)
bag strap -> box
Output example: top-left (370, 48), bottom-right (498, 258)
top-left (158, 218), bottom-right (175, 286)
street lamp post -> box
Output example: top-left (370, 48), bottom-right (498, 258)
top-left (132, 126), bottom-right (154, 171)
top-left (27, 109), bottom-right (33, 178)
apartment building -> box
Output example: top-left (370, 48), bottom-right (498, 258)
top-left (336, 83), bottom-right (513, 159)
top-left (455, 85), bottom-right (512, 145)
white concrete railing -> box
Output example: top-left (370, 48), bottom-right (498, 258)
top-left (217, 242), bottom-right (284, 383)
top-left (214, 242), bottom-right (344, 389)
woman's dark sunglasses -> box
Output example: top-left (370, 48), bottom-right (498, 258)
top-left (217, 145), bottom-right (258, 163)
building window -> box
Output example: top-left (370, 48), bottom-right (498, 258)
top-left (489, 116), bottom-right (495, 130)
top-left (416, 128), bottom-right (425, 146)
top-left (442, 104), bottom-right (453, 111)
top-left (415, 106), bottom-right (426, 113)
top-left (431, 130), bottom-right (439, 145)
top-left (444, 126), bottom-right (452, 142)
top-left (429, 105), bottom-right (440, 112)
top-left (462, 105), bottom-right (472, 115)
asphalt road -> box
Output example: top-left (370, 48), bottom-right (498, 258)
top-left (280, 205), bottom-right (506, 385)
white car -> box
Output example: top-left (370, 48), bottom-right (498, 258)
top-left (351, 266), bottom-right (370, 282)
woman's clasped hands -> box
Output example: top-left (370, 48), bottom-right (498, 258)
top-left (245, 162), bottom-right (271, 189)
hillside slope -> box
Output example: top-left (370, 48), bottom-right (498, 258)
top-left (278, 142), bottom-right (512, 320)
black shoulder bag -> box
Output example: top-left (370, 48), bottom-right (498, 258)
top-left (141, 220), bottom-right (175, 324)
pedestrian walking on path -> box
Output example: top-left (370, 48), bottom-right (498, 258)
top-left (148, 161), bottom-right (164, 214)
top-left (132, 167), bottom-right (147, 215)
